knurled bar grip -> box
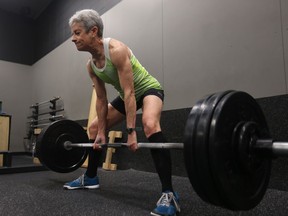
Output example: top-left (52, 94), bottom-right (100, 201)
top-left (63, 141), bottom-right (184, 150)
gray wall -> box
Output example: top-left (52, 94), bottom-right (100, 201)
top-left (1, 0), bottom-right (288, 151)
top-left (31, 41), bottom-right (92, 121)
top-left (0, 61), bottom-right (32, 150)
top-left (104, 0), bottom-right (288, 110)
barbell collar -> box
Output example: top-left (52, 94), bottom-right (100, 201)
top-left (138, 142), bottom-right (183, 149)
top-left (64, 141), bottom-right (183, 150)
top-left (254, 139), bottom-right (273, 158)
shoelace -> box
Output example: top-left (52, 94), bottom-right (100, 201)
top-left (76, 174), bottom-right (85, 187)
top-left (157, 193), bottom-right (171, 207)
top-left (156, 192), bottom-right (181, 212)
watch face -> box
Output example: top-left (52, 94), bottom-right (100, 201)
top-left (127, 128), bottom-right (134, 134)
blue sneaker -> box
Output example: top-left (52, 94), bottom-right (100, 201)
top-left (151, 191), bottom-right (180, 216)
top-left (63, 174), bottom-right (100, 190)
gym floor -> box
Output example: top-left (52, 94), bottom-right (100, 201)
top-left (0, 168), bottom-right (288, 216)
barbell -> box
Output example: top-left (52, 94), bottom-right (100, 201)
top-left (36, 90), bottom-right (288, 211)
top-left (63, 141), bottom-right (184, 150)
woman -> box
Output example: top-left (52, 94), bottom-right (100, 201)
top-left (64, 9), bottom-right (180, 216)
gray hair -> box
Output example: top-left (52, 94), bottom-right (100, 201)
top-left (69, 9), bottom-right (103, 37)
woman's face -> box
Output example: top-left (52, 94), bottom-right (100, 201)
top-left (71, 22), bottom-right (94, 51)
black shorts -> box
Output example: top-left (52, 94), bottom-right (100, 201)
top-left (110, 88), bottom-right (164, 115)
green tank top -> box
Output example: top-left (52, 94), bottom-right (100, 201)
top-left (90, 38), bottom-right (162, 101)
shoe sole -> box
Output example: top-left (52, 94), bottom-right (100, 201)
top-left (150, 212), bottom-right (180, 216)
top-left (150, 212), bottom-right (176, 216)
top-left (150, 210), bottom-right (180, 216)
top-left (63, 185), bottom-right (100, 190)
top-left (150, 212), bottom-right (161, 216)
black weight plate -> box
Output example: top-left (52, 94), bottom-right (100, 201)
top-left (184, 97), bottom-right (206, 199)
top-left (36, 119), bottom-right (89, 173)
top-left (209, 91), bottom-right (271, 210)
top-left (184, 90), bottom-right (233, 205)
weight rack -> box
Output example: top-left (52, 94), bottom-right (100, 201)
top-left (0, 97), bottom-right (65, 174)
top-left (24, 96), bottom-right (65, 153)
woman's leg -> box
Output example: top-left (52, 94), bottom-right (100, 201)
top-left (86, 103), bottom-right (125, 178)
top-left (142, 95), bottom-right (173, 192)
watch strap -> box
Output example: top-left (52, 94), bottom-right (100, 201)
top-left (126, 128), bottom-right (136, 134)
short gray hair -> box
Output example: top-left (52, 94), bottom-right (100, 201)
top-left (69, 9), bottom-right (103, 37)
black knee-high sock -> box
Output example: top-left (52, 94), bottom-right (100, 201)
top-left (148, 132), bottom-right (173, 192)
top-left (85, 139), bottom-right (103, 178)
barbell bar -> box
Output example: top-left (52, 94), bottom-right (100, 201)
top-left (35, 90), bottom-right (288, 211)
top-left (62, 140), bottom-right (288, 158)
top-left (63, 141), bottom-right (184, 150)
top-left (271, 142), bottom-right (288, 156)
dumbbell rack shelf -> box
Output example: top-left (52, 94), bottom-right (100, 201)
top-left (24, 96), bottom-right (65, 154)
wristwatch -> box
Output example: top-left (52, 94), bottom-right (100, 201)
top-left (126, 128), bottom-right (136, 134)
